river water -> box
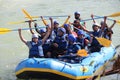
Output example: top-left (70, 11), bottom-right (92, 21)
top-left (0, 0), bottom-right (120, 80)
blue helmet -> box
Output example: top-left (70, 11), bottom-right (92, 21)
top-left (39, 28), bottom-right (46, 33)
top-left (77, 30), bottom-right (84, 35)
top-left (64, 24), bottom-right (69, 28)
top-left (68, 34), bottom-right (76, 42)
top-left (58, 27), bottom-right (66, 34)
top-left (54, 21), bottom-right (59, 24)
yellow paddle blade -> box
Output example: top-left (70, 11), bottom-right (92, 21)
top-left (108, 12), bottom-right (120, 17)
top-left (77, 49), bottom-right (88, 57)
top-left (41, 17), bottom-right (48, 26)
top-left (116, 20), bottom-right (120, 24)
top-left (25, 16), bottom-right (39, 18)
top-left (0, 28), bottom-right (11, 34)
top-left (8, 21), bottom-right (25, 25)
top-left (22, 9), bottom-right (33, 20)
top-left (61, 15), bottom-right (70, 27)
top-left (96, 37), bottom-right (111, 47)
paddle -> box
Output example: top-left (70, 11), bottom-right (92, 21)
top-left (0, 27), bottom-right (45, 34)
top-left (25, 15), bottom-right (68, 18)
top-left (22, 9), bottom-right (33, 21)
top-left (8, 17), bottom-right (58, 25)
top-left (77, 49), bottom-right (88, 57)
top-left (22, 9), bottom-right (55, 26)
top-left (108, 12), bottom-right (120, 17)
top-left (8, 20), bottom-right (37, 25)
top-left (81, 17), bottom-right (103, 22)
top-left (96, 37), bottom-right (111, 47)
top-left (61, 15), bottom-right (71, 27)
top-left (94, 15), bottom-right (120, 24)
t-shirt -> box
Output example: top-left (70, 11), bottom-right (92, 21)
top-left (26, 40), bottom-right (44, 56)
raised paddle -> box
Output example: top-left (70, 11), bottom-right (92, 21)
top-left (94, 15), bottom-right (120, 24)
top-left (107, 12), bottom-right (120, 17)
top-left (22, 9), bottom-right (49, 26)
top-left (8, 20), bottom-right (37, 25)
top-left (25, 15), bottom-right (68, 18)
top-left (0, 27), bottom-right (45, 34)
top-left (81, 17), bottom-right (103, 22)
top-left (8, 17), bottom-right (58, 25)
top-left (61, 15), bottom-right (71, 27)
top-left (22, 9), bottom-right (33, 21)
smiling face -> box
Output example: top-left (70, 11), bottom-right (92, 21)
top-left (32, 37), bottom-right (39, 43)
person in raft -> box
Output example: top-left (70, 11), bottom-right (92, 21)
top-left (59, 34), bottom-right (81, 63)
top-left (66, 34), bottom-right (81, 55)
top-left (102, 16), bottom-right (116, 40)
top-left (76, 30), bottom-right (90, 49)
top-left (91, 14), bottom-right (116, 40)
top-left (18, 25), bottom-right (51, 58)
top-left (74, 11), bottom-right (82, 21)
top-left (47, 27), bottom-right (67, 58)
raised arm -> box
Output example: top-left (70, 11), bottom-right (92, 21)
top-left (61, 15), bottom-right (71, 27)
top-left (109, 20), bottom-right (116, 29)
top-left (18, 29), bottom-right (27, 44)
top-left (49, 17), bottom-right (54, 33)
top-left (103, 16), bottom-right (109, 28)
top-left (28, 21), bottom-right (34, 34)
top-left (41, 16), bottom-right (48, 26)
top-left (66, 24), bottom-right (72, 34)
top-left (42, 25), bottom-right (51, 45)
top-left (91, 14), bottom-right (96, 23)
top-left (34, 23), bottom-right (41, 34)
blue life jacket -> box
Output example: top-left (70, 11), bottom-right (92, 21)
top-left (42, 39), bottom-right (52, 51)
top-left (76, 38), bottom-right (85, 49)
top-left (91, 30), bottom-right (101, 37)
top-left (91, 37), bottom-right (100, 46)
top-left (54, 35), bottom-right (67, 50)
top-left (29, 43), bottom-right (39, 54)
top-left (29, 41), bottom-right (42, 57)
top-left (67, 43), bottom-right (80, 54)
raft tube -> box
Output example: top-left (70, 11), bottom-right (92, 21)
top-left (15, 46), bottom-right (116, 80)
